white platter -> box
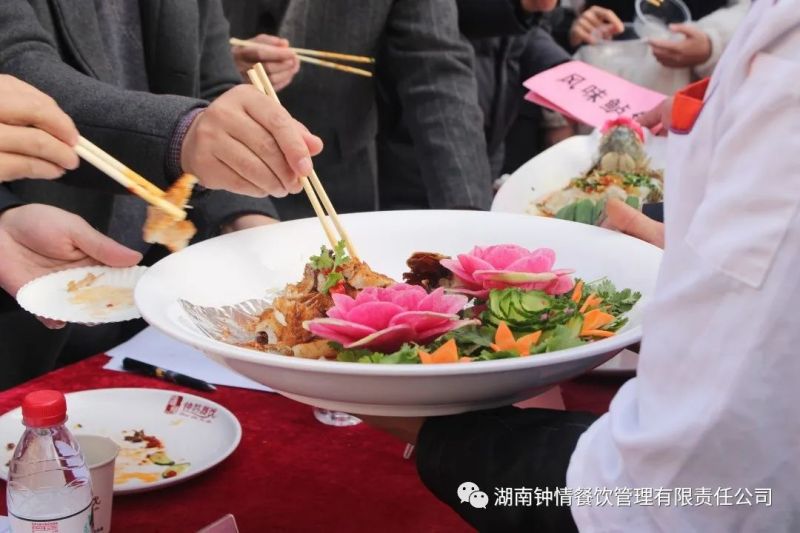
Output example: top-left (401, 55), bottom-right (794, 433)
top-left (0, 388), bottom-right (241, 494)
top-left (135, 210), bottom-right (661, 416)
top-left (492, 131), bottom-right (667, 216)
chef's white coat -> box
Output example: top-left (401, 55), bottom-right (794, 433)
top-left (568, 1), bottom-right (800, 531)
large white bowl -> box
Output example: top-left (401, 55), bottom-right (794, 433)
top-left (136, 210), bottom-right (661, 416)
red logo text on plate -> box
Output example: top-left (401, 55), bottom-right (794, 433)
top-left (164, 394), bottom-right (183, 415)
top-left (32, 523), bottom-right (58, 532)
top-left (179, 401), bottom-right (218, 423)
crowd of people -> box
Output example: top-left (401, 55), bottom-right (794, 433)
top-left (3, 0), bottom-right (799, 530)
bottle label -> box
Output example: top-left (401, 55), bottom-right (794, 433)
top-left (8, 502), bottom-right (93, 533)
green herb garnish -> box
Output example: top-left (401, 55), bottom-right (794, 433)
top-left (308, 240), bottom-right (351, 294)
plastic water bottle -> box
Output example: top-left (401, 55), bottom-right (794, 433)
top-left (6, 390), bottom-right (93, 532)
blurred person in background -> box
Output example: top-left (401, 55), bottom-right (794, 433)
top-left (551, 0), bottom-right (750, 94)
top-left (225, 0), bottom-right (493, 219)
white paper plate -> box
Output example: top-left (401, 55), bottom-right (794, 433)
top-left (135, 210), bottom-right (661, 416)
top-left (16, 266), bottom-right (147, 324)
top-left (0, 388), bottom-right (241, 494)
top-left (492, 132), bottom-right (668, 216)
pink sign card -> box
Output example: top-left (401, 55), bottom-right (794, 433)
top-left (524, 61), bottom-right (666, 128)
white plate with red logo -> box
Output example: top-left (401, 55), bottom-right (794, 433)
top-left (0, 388), bottom-right (241, 495)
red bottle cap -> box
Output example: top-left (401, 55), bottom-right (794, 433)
top-left (21, 390), bottom-right (67, 428)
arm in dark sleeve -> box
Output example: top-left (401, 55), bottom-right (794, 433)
top-left (199, 0), bottom-right (242, 100)
top-left (544, 7), bottom-right (579, 54)
top-left (380, 0), bottom-right (493, 210)
top-left (416, 407), bottom-right (597, 532)
top-left (0, 0), bottom-right (206, 193)
top-left (457, 0), bottom-right (535, 39)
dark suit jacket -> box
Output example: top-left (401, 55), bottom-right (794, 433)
top-left (224, 0), bottom-right (493, 219)
top-left (0, 0), bottom-right (276, 387)
top-left (379, 0), bottom-right (568, 208)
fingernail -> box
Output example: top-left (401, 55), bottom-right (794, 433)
top-left (297, 156), bottom-right (313, 176)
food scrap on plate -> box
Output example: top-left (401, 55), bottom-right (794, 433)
top-left (116, 429), bottom-right (190, 484)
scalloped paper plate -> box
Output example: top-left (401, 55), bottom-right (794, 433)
top-left (16, 266), bottom-right (147, 324)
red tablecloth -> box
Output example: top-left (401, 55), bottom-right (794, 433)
top-left (0, 356), bottom-right (625, 532)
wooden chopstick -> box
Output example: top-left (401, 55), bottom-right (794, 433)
top-left (75, 137), bottom-right (186, 220)
top-left (230, 38), bottom-right (374, 64)
top-left (77, 137), bottom-right (165, 198)
top-left (290, 46), bottom-right (374, 64)
top-left (250, 63), bottom-right (359, 260)
top-left (230, 38), bottom-right (373, 78)
top-left (295, 55), bottom-right (373, 78)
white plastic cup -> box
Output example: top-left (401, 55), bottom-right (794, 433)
top-left (77, 435), bottom-right (119, 533)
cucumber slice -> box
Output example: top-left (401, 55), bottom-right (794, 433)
top-left (147, 451), bottom-right (174, 466)
top-left (519, 291), bottom-right (550, 314)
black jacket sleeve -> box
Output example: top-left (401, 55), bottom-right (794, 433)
top-left (416, 407), bottom-right (597, 532)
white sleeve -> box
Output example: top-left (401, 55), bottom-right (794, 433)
top-left (693, 0), bottom-right (751, 78)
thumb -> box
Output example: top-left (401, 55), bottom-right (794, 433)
top-left (636, 106), bottom-right (662, 130)
top-left (70, 220), bottom-right (143, 267)
top-left (294, 119), bottom-right (324, 156)
top-left (603, 198), bottom-right (665, 248)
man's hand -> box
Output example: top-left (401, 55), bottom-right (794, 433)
top-left (649, 25), bottom-right (712, 69)
top-left (520, 0), bottom-right (557, 13)
top-left (569, 6), bottom-right (624, 48)
top-left (0, 75), bottom-right (79, 182)
top-left (0, 204), bottom-right (142, 327)
top-left (232, 35), bottom-right (301, 92)
top-left (636, 97), bottom-right (673, 136)
top-left (602, 198), bottom-right (664, 248)
top-left (181, 85), bottom-right (323, 198)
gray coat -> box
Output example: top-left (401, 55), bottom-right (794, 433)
top-left (224, 0), bottom-right (493, 219)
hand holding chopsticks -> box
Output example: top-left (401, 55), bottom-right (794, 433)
top-left (231, 37), bottom-right (374, 78)
top-left (247, 63), bottom-right (359, 260)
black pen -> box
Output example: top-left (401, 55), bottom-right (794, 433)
top-left (122, 357), bottom-right (217, 392)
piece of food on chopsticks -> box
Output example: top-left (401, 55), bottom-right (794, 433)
top-left (143, 174), bottom-right (198, 252)
top-left (533, 118), bottom-right (664, 225)
top-left (246, 241), bottom-right (394, 358)
top-left (237, 242), bottom-right (640, 364)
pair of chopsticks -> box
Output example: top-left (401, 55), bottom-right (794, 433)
top-left (230, 38), bottom-right (373, 78)
top-left (246, 63), bottom-right (359, 260)
top-left (74, 138), bottom-right (187, 220)
top-left (646, 0), bottom-right (663, 6)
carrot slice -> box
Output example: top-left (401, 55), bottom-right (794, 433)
top-left (491, 322), bottom-right (516, 352)
top-left (571, 281), bottom-right (584, 303)
top-left (420, 339), bottom-right (459, 364)
top-left (517, 331), bottom-right (542, 355)
top-left (581, 309), bottom-right (615, 333)
top-left (580, 294), bottom-right (604, 314)
top-left (581, 329), bottom-right (615, 338)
